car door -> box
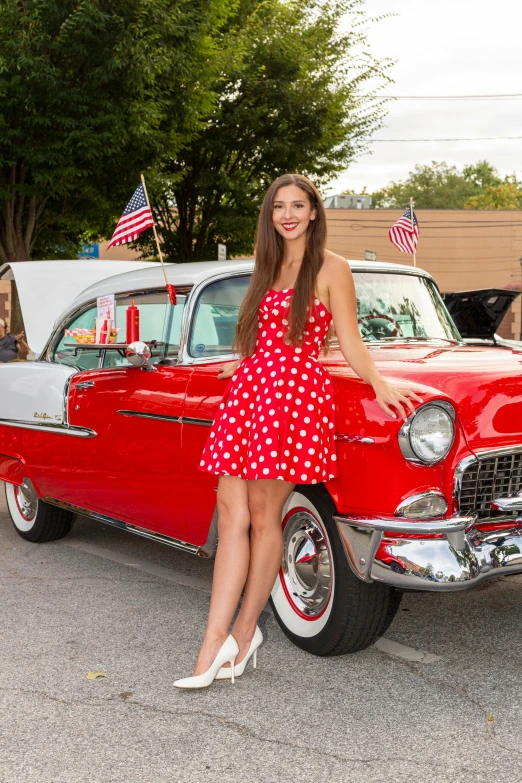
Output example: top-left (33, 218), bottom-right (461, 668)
top-left (58, 291), bottom-right (192, 540)
top-left (180, 274), bottom-right (251, 546)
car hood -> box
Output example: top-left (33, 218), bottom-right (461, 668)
top-left (442, 288), bottom-right (520, 339)
top-left (323, 343), bottom-right (522, 452)
top-left (0, 260), bottom-right (160, 356)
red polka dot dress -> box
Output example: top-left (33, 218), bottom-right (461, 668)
top-left (198, 288), bottom-right (338, 483)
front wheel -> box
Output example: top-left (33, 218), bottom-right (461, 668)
top-left (5, 481), bottom-right (75, 543)
top-left (270, 484), bottom-right (402, 656)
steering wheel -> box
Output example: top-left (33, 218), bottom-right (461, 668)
top-left (358, 313), bottom-right (403, 340)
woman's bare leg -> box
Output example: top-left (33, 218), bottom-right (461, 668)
top-left (193, 475), bottom-right (251, 675)
top-left (229, 479), bottom-right (295, 665)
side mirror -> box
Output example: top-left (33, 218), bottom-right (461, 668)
top-left (126, 341), bottom-right (155, 371)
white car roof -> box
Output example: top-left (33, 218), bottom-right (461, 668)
top-left (0, 260), bottom-right (161, 355)
top-left (60, 258), bottom-right (434, 321)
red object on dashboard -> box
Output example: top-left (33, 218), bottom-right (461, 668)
top-left (126, 300), bottom-right (139, 343)
top-left (99, 320), bottom-right (110, 344)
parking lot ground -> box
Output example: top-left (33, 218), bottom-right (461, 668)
top-left (1, 485), bottom-right (522, 783)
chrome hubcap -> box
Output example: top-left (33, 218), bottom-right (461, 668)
top-left (281, 510), bottom-right (332, 617)
top-left (15, 482), bottom-right (38, 521)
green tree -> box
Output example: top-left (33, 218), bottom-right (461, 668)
top-left (136, 0), bottom-right (391, 261)
top-left (0, 0), bottom-right (231, 262)
top-left (367, 160), bottom-right (503, 209)
top-left (465, 177), bottom-right (522, 210)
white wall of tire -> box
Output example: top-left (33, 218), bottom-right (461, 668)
top-left (270, 490), bottom-right (335, 638)
top-left (5, 483), bottom-right (37, 533)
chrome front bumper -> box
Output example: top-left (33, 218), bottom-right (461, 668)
top-left (333, 513), bottom-right (522, 591)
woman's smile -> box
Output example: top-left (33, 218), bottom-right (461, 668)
top-left (282, 222), bottom-right (299, 232)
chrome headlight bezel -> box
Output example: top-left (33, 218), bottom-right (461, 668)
top-left (398, 401), bottom-right (456, 466)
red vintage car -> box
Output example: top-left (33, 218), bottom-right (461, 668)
top-left (2, 260), bottom-right (522, 656)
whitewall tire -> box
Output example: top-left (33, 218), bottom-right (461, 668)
top-left (270, 484), bottom-right (402, 656)
top-left (5, 481), bottom-right (75, 543)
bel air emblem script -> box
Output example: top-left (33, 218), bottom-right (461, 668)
top-left (34, 412), bottom-right (62, 422)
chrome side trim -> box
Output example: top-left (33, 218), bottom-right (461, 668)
top-left (116, 411), bottom-right (213, 427)
top-left (117, 410), bottom-right (181, 424)
top-left (0, 418), bottom-right (96, 438)
top-left (43, 497), bottom-right (203, 556)
top-left (181, 416), bottom-right (213, 427)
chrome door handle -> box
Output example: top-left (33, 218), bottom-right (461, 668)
top-left (75, 381), bottom-right (95, 391)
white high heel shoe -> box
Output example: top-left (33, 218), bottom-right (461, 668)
top-left (215, 626), bottom-right (263, 680)
top-left (173, 635), bottom-right (239, 689)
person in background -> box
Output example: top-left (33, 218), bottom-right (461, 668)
top-left (0, 318), bottom-right (29, 362)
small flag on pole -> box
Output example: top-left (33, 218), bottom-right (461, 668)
top-left (388, 207), bottom-right (420, 254)
top-left (107, 184), bottom-right (154, 249)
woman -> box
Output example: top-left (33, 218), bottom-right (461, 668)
top-left (173, 173), bottom-right (421, 689)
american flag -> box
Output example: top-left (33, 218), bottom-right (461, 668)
top-left (107, 184), bottom-right (154, 249)
top-left (388, 207), bottom-right (420, 254)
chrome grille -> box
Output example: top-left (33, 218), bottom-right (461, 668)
top-left (459, 451), bottom-right (522, 518)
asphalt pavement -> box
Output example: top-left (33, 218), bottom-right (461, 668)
top-left (1, 484), bottom-right (522, 783)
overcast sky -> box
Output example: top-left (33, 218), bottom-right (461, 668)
top-left (326, 0), bottom-right (522, 195)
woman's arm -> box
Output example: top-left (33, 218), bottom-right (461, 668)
top-left (328, 259), bottom-right (422, 420)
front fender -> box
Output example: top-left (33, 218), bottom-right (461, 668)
top-left (325, 374), bottom-right (469, 517)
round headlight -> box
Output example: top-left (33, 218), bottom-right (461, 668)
top-left (399, 402), bottom-right (455, 465)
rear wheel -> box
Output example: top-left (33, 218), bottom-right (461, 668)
top-left (5, 482), bottom-right (75, 543)
top-left (270, 484), bottom-right (402, 656)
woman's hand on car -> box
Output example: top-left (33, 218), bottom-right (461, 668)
top-left (218, 359), bottom-right (241, 379)
top-left (374, 380), bottom-right (423, 420)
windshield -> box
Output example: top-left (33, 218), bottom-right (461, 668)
top-left (352, 272), bottom-right (461, 343)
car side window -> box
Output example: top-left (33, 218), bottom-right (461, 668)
top-left (188, 276), bottom-right (250, 358)
top-left (103, 292), bottom-right (185, 368)
top-left (53, 306), bottom-right (100, 370)
top-left (53, 292), bottom-right (187, 370)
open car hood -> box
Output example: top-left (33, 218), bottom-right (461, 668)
top-left (442, 288), bottom-right (520, 340)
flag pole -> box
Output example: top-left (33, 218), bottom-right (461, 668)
top-left (410, 197), bottom-right (416, 267)
top-left (140, 174), bottom-right (176, 304)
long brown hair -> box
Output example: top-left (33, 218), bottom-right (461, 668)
top-left (233, 173), bottom-right (330, 357)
